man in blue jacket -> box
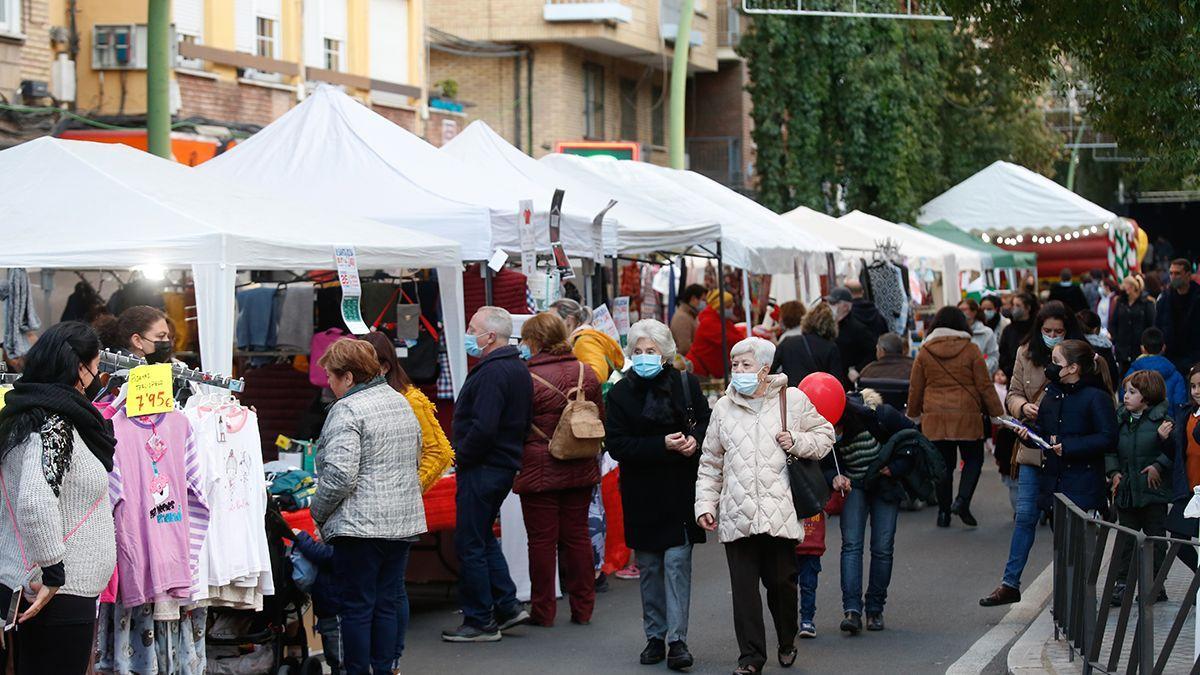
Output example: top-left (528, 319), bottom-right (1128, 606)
top-left (443, 306), bottom-right (534, 643)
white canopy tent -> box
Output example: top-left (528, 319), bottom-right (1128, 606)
top-left (201, 86), bottom-right (602, 261)
top-left (917, 161), bottom-right (1119, 237)
top-left (838, 210), bottom-right (990, 305)
top-left (442, 121), bottom-right (722, 256)
top-left (0, 137), bottom-right (469, 395)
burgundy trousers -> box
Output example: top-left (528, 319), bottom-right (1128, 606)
top-left (519, 486), bottom-right (597, 625)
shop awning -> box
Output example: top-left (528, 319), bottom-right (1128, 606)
top-left (917, 161), bottom-right (1118, 237)
top-left (921, 219), bottom-right (1037, 268)
top-left (0, 137), bottom-right (469, 396)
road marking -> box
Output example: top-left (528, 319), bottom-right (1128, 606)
top-left (945, 563), bottom-right (1054, 674)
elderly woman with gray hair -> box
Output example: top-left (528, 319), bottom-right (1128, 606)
top-left (696, 337), bottom-right (835, 675)
top-left (604, 319), bottom-right (710, 671)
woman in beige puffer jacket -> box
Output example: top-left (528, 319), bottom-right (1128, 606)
top-left (695, 337), bottom-right (835, 675)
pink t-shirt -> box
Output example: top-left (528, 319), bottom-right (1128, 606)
top-left (109, 409), bottom-right (207, 607)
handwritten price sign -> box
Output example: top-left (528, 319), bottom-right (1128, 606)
top-left (126, 364), bottom-right (174, 417)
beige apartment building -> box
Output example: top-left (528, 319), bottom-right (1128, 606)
top-left (429, 0), bottom-right (728, 168)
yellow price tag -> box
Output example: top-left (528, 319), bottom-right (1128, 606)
top-left (0, 387), bottom-right (10, 412)
top-left (126, 364), bottom-right (175, 417)
top-left (276, 434), bottom-right (292, 450)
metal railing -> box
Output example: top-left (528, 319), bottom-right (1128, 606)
top-left (1052, 494), bottom-right (1200, 674)
top-left (686, 136), bottom-right (744, 190)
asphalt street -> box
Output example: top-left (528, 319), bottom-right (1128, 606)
top-left (400, 467), bottom-right (1051, 675)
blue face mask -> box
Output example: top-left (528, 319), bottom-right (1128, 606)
top-left (518, 343), bottom-right (532, 361)
top-left (464, 333), bottom-right (483, 358)
top-left (631, 353), bottom-right (664, 379)
top-left (1041, 333), bottom-right (1064, 349)
top-left (731, 372), bottom-right (760, 394)
top-left (983, 309), bottom-right (997, 322)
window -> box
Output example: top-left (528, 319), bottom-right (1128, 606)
top-left (93, 25), bottom-right (148, 70)
top-left (255, 16), bottom-right (277, 58)
top-left (583, 63), bottom-right (605, 140)
top-left (176, 33), bottom-right (204, 69)
top-left (323, 38), bottom-right (342, 71)
top-left (619, 78), bottom-right (638, 141)
top-left (174, 0), bottom-right (204, 68)
top-left (651, 85), bottom-right (664, 147)
top-left (0, 0), bottom-right (21, 36)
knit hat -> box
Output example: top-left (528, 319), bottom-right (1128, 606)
top-left (706, 289), bottom-right (734, 308)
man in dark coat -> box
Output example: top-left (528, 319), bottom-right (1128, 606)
top-left (444, 307), bottom-right (534, 642)
top-left (1049, 268), bottom-right (1089, 313)
top-left (1155, 259), bottom-right (1200, 374)
top-left (827, 287), bottom-right (878, 377)
top-left (846, 279), bottom-right (889, 340)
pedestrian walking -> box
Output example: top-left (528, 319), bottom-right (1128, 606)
top-left (1078, 309), bottom-right (1119, 385)
top-left (794, 513), bottom-right (826, 640)
top-left (858, 333), bottom-right (914, 382)
top-left (443, 307), bottom-right (533, 642)
top-left (1110, 275), bottom-right (1156, 376)
top-left (1155, 259), bottom-right (1200, 374)
top-left (550, 298), bottom-right (626, 383)
top-left (1165, 364), bottom-right (1200, 572)
top-left (1107, 370), bottom-right (1174, 606)
top-left (826, 287), bottom-right (877, 379)
top-left (958, 298), bottom-right (1000, 375)
top-left (1049, 268), bottom-right (1089, 313)
top-left (0, 322), bottom-right (117, 675)
top-left (908, 306), bottom-right (1003, 528)
top-left (695, 337), bottom-right (835, 674)
top-left (1120, 328), bottom-right (1189, 416)
top-left (997, 293), bottom-right (1038, 383)
top-left (980, 294), bottom-right (1010, 343)
top-left (514, 312), bottom-right (603, 627)
top-left (605, 320), bottom-right (711, 670)
top-left (982, 339), bottom-right (1116, 606)
top-left (311, 338), bottom-right (427, 673)
top-left (691, 291), bottom-right (745, 378)
top-left (671, 284), bottom-right (708, 357)
top-left (771, 301), bottom-right (846, 389)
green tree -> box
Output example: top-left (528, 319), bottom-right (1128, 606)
top-left (740, 9), bottom-right (1060, 222)
top-left (941, 0), bottom-right (1200, 176)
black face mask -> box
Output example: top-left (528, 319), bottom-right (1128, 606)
top-left (82, 365), bottom-right (103, 400)
top-left (1045, 363), bottom-right (1063, 384)
top-left (142, 338), bottom-right (173, 364)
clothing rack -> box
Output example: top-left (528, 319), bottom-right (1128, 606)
top-left (872, 239), bottom-right (902, 262)
top-left (99, 350), bottom-right (246, 393)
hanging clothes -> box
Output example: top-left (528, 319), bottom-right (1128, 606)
top-left (0, 268), bottom-right (41, 358)
top-left (108, 278), bottom-right (166, 316)
top-left (863, 261), bottom-right (908, 336)
top-left (235, 287), bottom-right (282, 352)
top-left (274, 284), bottom-right (315, 350)
top-left (96, 603), bottom-right (207, 675)
top-left (61, 279), bottom-right (105, 322)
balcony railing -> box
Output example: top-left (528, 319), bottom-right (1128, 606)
top-left (544, 0), bottom-right (633, 23)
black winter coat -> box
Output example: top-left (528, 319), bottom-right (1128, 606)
top-left (605, 368), bottom-right (710, 552)
top-left (998, 319), bottom-right (1032, 379)
top-left (1155, 281), bottom-right (1200, 373)
top-left (452, 345), bottom-right (533, 472)
top-left (1109, 294), bottom-right (1156, 368)
top-left (772, 333), bottom-right (847, 390)
top-left (1026, 377), bottom-right (1116, 512)
top-left (836, 314), bottom-right (878, 374)
top-left (1170, 405), bottom-right (1200, 502)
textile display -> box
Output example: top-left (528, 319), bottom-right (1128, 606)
top-left (0, 268), bottom-right (40, 358)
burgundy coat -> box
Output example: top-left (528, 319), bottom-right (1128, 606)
top-left (513, 348), bottom-right (604, 494)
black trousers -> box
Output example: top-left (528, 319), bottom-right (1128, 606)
top-left (935, 440), bottom-right (984, 513)
top-left (1113, 503), bottom-right (1168, 586)
top-left (3, 591), bottom-right (98, 675)
top-left (724, 534), bottom-right (798, 669)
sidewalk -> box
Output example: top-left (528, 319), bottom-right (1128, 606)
top-left (1008, 551), bottom-right (1196, 674)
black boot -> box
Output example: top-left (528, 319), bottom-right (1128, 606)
top-left (640, 638), bottom-right (666, 665)
top-left (840, 612), bottom-right (862, 635)
top-left (667, 641), bottom-right (694, 671)
top-left (937, 511), bottom-right (951, 528)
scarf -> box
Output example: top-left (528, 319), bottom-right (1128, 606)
top-left (0, 381), bottom-right (116, 471)
top-left (628, 369), bottom-right (678, 427)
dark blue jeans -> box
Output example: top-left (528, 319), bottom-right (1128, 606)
top-left (333, 537), bottom-right (410, 675)
top-left (839, 487), bottom-right (899, 615)
top-left (394, 542), bottom-right (413, 661)
top-left (795, 554), bottom-right (821, 623)
top-left (455, 466), bottom-right (520, 628)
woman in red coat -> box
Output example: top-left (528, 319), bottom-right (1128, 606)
top-left (515, 312), bottom-right (605, 626)
top-left (689, 290), bottom-right (745, 378)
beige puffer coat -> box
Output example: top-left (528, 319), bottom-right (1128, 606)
top-left (695, 374), bottom-right (835, 544)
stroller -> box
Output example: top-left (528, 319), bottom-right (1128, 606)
top-left (206, 497), bottom-right (324, 675)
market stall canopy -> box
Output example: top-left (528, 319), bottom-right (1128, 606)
top-left (443, 121), bottom-right (720, 255)
top-left (781, 206), bottom-right (863, 251)
top-left (921, 220), bottom-right (1037, 268)
top-left (917, 161), bottom-right (1118, 238)
top-left (541, 153), bottom-right (828, 274)
top-left (0, 137), bottom-right (468, 396)
top-left (838, 210), bottom-right (990, 272)
top-left (201, 86), bottom-right (600, 261)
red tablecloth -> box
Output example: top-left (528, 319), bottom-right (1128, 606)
top-left (282, 474), bottom-right (458, 536)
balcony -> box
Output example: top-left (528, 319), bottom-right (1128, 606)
top-left (543, 0), bottom-right (633, 24)
top-left (660, 0), bottom-right (704, 46)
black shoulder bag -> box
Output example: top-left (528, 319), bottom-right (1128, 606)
top-left (783, 387), bottom-right (830, 519)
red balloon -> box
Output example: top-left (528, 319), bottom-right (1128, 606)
top-left (797, 373), bottom-right (846, 425)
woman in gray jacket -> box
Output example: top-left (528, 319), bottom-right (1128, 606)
top-left (313, 338), bottom-right (427, 675)
top-left (0, 321), bottom-right (117, 675)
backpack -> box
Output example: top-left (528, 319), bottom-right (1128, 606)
top-left (530, 363), bottom-right (605, 460)
top-left (888, 429), bottom-right (946, 503)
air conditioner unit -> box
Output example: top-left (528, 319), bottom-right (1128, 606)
top-left (93, 24), bottom-right (149, 70)
top-left (50, 54), bottom-right (75, 102)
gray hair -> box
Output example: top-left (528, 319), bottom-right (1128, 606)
top-left (549, 298), bottom-right (592, 326)
top-left (475, 306), bottom-right (513, 341)
top-left (877, 332), bottom-right (906, 356)
top-left (625, 319), bottom-right (676, 363)
top-left (730, 337), bottom-right (775, 369)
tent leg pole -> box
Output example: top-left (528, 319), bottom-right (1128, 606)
top-left (484, 265), bottom-right (494, 306)
top-left (718, 241), bottom-right (729, 386)
top-left (612, 257), bottom-right (620, 302)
